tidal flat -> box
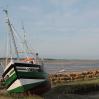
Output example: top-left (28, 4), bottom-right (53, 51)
top-left (1, 59), bottom-right (99, 99)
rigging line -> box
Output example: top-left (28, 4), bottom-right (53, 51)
top-left (21, 23), bottom-right (29, 50)
top-left (11, 24), bottom-right (23, 40)
top-left (12, 23), bottom-right (29, 58)
top-left (3, 9), bottom-right (19, 59)
top-left (5, 28), bottom-right (9, 65)
top-left (21, 22), bottom-right (35, 55)
top-left (21, 22), bottom-right (35, 58)
top-left (21, 22), bottom-right (37, 58)
top-left (22, 24), bottom-right (30, 58)
top-left (12, 24), bottom-right (29, 56)
top-left (10, 21), bottom-right (31, 59)
top-left (5, 16), bottom-right (11, 65)
top-left (9, 30), bottom-right (12, 58)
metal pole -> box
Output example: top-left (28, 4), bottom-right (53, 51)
top-left (3, 9), bottom-right (19, 58)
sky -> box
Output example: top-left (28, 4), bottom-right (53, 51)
top-left (0, 0), bottom-right (99, 59)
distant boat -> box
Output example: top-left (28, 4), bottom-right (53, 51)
top-left (2, 10), bottom-right (50, 95)
top-left (58, 69), bottom-right (66, 74)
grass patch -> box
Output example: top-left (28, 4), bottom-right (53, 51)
top-left (0, 94), bottom-right (43, 99)
top-left (51, 78), bottom-right (99, 94)
top-left (43, 78), bottom-right (99, 99)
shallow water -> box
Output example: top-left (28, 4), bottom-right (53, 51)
top-left (1, 59), bottom-right (99, 76)
top-left (44, 61), bottom-right (99, 74)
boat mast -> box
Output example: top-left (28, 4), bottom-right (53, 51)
top-left (22, 24), bottom-right (29, 54)
top-left (22, 24), bottom-right (34, 57)
top-left (4, 10), bottom-right (19, 58)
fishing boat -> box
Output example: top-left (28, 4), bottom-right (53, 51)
top-left (2, 10), bottom-right (50, 95)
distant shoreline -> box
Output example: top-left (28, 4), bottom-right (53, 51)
top-left (44, 59), bottom-right (99, 65)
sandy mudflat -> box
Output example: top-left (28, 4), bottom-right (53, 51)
top-left (44, 59), bottom-right (99, 65)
